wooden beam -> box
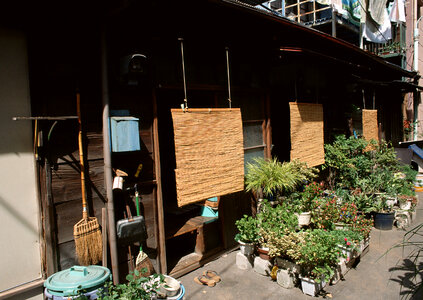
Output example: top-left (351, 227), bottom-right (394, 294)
top-left (12, 116), bottom-right (77, 121)
top-left (0, 278), bottom-right (44, 299)
top-left (170, 108), bottom-right (236, 113)
top-left (285, 0), bottom-right (315, 9)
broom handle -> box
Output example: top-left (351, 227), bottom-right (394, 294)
top-left (77, 91), bottom-right (88, 220)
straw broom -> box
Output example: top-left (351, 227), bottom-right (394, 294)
top-left (74, 91), bottom-right (102, 265)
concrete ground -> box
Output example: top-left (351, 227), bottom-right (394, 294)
top-left (177, 193), bottom-right (423, 300)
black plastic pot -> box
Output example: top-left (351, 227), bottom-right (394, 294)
top-left (374, 212), bottom-right (395, 230)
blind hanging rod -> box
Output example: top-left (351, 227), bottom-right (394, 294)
top-left (179, 38), bottom-right (188, 111)
top-left (225, 47), bottom-right (232, 109)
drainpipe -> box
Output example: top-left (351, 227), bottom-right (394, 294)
top-left (413, 16), bottom-right (421, 72)
top-left (414, 10), bottom-right (422, 140)
top-left (101, 28), bottom-right (119, 284)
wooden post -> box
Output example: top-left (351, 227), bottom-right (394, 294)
top-left (42, 155), bottom-right (58, 276)
top-left (152, 88), bottom-right (167, 274)
top-left (102, 207), bottom-right (108, 268)
top-left (331, 7), bottom-right (337, 37)
top-left (265, 93), bottom-right (272, 159)
top-left (101, 28), bottom-right (119, 284)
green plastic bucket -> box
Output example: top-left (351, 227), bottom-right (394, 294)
top-left (44, 265), bottom-right (111, 299)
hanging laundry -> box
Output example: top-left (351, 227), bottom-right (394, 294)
top-left (316, 0), bottom-right (331, 5)
top-left (341, 0), bottom-right (361, 26)
top-left (368, 0), bottom-right (388, 26)
top-left (361, 0), bottom-right (392, 43)
top-left (389, 0), bottom-right (406, 23)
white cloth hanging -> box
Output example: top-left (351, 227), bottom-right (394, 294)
top-left (389, 0), bottom-right (406, 23)
top-left (361, 1), bottom-right (392, 44)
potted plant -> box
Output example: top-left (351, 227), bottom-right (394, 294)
top-left (330, 229), bottom-right (361, 262)
top-left (349, 216), bottom-right (373, 252)
top-left (311, 196), bottom-right (338, 230)
top-left (372, 193), bottom-right (396, 230)
top-left (297, 229), bottom-right (339, 296)
top-left (99, 270), bottom-right (164, 300)
top-left (235, 215), bottom-right (259, 255)
top-left (272, 231), bottom-right (307, 271)
top-left (256, 201), bottom-right (298, 260)
top-left (272, 231), bottom-right (308, 288)
top-left (245, 157), bottom-right (317, 210)
top-left (297, 182), bottom-right (324, 226)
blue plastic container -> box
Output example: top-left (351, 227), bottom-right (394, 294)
top-left (44, 266), bottom-right (111, 299)
top-left (167, 283), bottom-right (185, 300)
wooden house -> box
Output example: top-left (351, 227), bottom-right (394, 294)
top-left (0, 0), bottom-right (419, 298)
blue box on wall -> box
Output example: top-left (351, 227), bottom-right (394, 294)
top-left (110, 116), bottom-right (141, 152)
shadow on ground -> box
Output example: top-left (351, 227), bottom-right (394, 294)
top-left (389, 257), bottom-right (423, 299)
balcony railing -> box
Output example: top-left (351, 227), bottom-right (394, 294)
top-left (262, 0), bottom-right (332, 24)
top-left (363, 23), bottom-right (406, 57)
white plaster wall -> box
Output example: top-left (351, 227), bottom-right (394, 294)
top-left (0, 27), bottom-right (43, 298)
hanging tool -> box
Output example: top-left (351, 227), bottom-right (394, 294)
top-left (134, 183), bottom-right (155, 276)
top-left (73, 90), bottom-right (103, 265)
top-left (123, 198), bottom-right (135, 272)
top-left (116, 167), bottom-right (147, 246)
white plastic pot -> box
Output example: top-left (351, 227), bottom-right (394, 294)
top-left (399, 201), bottom-right (411, 210)
top-left (299, 276), bottom-right (326, 297)
top-left (238, 240), bottom-right (255, 256)
top-left (296, 211), bottom-right (311, 226)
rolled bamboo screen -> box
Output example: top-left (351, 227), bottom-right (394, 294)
top-left (171, 108), bottom-right (245, 207)
top-left (289, 102), bottom-right (325, 167)
top-left (362, 109), bottom-right (379, 142)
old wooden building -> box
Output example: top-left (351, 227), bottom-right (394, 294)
top-left (0, 0), bottom-right (419, 298)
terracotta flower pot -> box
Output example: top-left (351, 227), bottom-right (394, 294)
top-left (257, 246), bottom-right (270, 260)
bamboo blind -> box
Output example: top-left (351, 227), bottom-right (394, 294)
top-left (362, 109), bottom-right (379, 142)
top-left (289, 102), bottom-right (325, 167)
top-left (171, 108), bottom-right (245, 207)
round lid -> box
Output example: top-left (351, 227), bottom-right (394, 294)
top-left (44, 266), bottom-right (111, 296)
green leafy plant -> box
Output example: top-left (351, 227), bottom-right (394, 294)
top-left (235, 215), bottom-right (259, 244)
top-left (300, 181), bottom-right (325, 212)
top-left (330, 229), bottom-right (361, 251)
top-left (265, 230), bottom-right (308, 260)
top-left (257, 201), bottom-right (299, 248)
top-left (99, 270), bottom-right (164, 300)
top-left (311, 196), bottom-right (339, 230)
top-left (324, 135), bottom-right (372, 190)
top-left (297, 229), bottom-right (339, 283)
top-left (350, 216), bottom-right (373, 240)
top-left (245, 157), bottom-right (317, 199)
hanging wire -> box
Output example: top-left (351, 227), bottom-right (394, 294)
top-left (362, 89), bottom-right (366, 109)
top-left (294, 79), bottom-right (298, 102)
top-left (225, 47), bottom-right (232, 109)
top-left (179, 38), bottom-right (188, 111)
top-left (373, 90), bottom-right (375, 109)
